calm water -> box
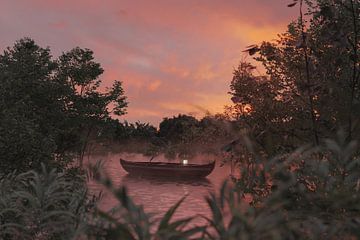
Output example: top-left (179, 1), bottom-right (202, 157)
top-left (87, 152), bottom-right (231, 226)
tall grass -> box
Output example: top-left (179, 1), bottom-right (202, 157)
top-left (0, 164), bottom-right (91, 240)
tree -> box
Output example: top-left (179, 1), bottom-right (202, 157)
top-left (156, 115), bottom-right (199, 158)
top-left (56, 47), bottom-right (128, 166)
top-left (230, 0), bottom-right (360, 153)
top-left (0, 38), bottom-right (128, 172)
top-left (157, 114), bottom-right (235, 158)
top-left (228, 61), bottom-right (308, 155)
top-left (158, 114), bottom-right (200, 144)
top-left (0, 38), bottom-right (63, 172)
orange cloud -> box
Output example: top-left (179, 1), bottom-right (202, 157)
top-left (0, 0), bottom-right (297, 126)
top-left (148, 80), bottom-right (162, 92)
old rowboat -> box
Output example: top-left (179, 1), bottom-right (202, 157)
top-left (120, 159), bottom-right (215, 178)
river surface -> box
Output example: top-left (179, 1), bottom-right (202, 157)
top-left (87, 152), bottom-right (232, 226)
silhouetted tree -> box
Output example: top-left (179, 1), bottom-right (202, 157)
top-left (56, 47), bottom-right (128, 166)
top-left (230, 0), bottom-right (360, 154)
top-left (0, 38), bottom-right (128, 172)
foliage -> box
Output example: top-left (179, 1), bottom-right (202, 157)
top-left (227, 61), bottom-right (296, 155)
top-left (217, 130), bottom-right (360, 239)
top-left (1, 1), bottom-right (359, 239)
top-left (159, 115), bottom-right (200, 144)
top-left (267, 131), bottom-right (360, 238)
top-left (228, 0), bottom-right (360, 154)
top-left (97, 114), bottom-right (234, 159)
top-left (155, 114), bottom-right (235, 159)
top-left (0, 38), bottom-right (128, 172)
top-left (0, 38), bottom-right (63, 172)
top-left (56, 47), bottom-right (128, 164)
top-left (114, 121), bottom-right (158, 142)
top-left (0, 164), bottom-right (92, 240)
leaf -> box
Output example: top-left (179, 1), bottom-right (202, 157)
top-left (106, 227), bottom-right (136, 240)
top-left (243, 44), bottom-right (260, 56)
top-left (205, 194), bottom-right (226, 234)
top-left (287, 1), bottom-right (297, 7)
top-left (221, 139), bottom-right (241, 152)
top-left (41, 210), bottom-right (75, 221)
top-left (220, 181), bottom-right (228, 209)
top-left (96, 210), bottom-right (135, 240)
top-left (158, 195), bottom-right (187, 231)
top-left (166, 217), bottom-right (193, 231)
top-left (231, 96), bottom-right (242, 104)
top-left (245, 44), bottom-right (258, 49)
top-left (181, 226), bottom-right (207, 238)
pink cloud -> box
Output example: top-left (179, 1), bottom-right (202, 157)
top-left (0, 0), bottom-right (298, 126)
top-left (148, 80), bottom-right (162, 92)
top-left (50, 21), bottom-right (68, 29)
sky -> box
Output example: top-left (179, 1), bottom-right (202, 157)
top-left (0, 0), bottom-right (297, 126)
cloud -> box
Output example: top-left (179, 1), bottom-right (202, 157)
top-left (0, 0), bottom-right (298, 126)
top-left (148, 80), bottom-right (162, 92)
top-left (49, 21), bottom-right (68, 30)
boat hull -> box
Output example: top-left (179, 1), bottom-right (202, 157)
top-left (120, 159), bottom-right (215, 178)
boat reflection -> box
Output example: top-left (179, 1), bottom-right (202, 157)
top-left (121, 174), bottom-right (213, 188)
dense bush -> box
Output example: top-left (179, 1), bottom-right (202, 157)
top-left (0, 165), bottom-right (93, 239)
top-left (0, 38), bottom-right (128, 173)
top-left (228, 0), bottom-right (360, 155)
top-left (218, 131), bottom-right (360, 239)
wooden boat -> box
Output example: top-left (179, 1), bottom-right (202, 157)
top-left (120, 159), bottom-right (215, 178)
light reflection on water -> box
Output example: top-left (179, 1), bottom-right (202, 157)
top-left (87, 152), bottom-right (231, 225)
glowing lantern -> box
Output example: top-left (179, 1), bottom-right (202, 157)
top-left (182, 159), bottom-right (188, 165)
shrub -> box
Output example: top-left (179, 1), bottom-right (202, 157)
top-left (0, 164), bottom-right (91, 240)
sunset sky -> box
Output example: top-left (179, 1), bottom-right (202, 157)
top-left (1, 0), bottom-right (297, 126)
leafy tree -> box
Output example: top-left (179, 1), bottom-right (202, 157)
top-left (0, 38), bottom-right (128, 172)
top-left (228, 61), bottom-right (307, 155)
top-left (158, 114), bottom-right (200, 143)
top-left (197, 115), bottom-right (237, 154)
top-left (157, 114), bottom-right (201, 158)
top-left (56, 47), bottom-right (128, 166)
top-left (156, 114), bottom-right (235, 158)
top-left (229, 0), bottom-right (360, 153)
top-left (0, 38), bottom-right (64, 172)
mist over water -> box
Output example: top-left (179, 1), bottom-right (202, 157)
top-left (87, 152), bottom-right (231, 225)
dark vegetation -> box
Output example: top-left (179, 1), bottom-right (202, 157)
top-left (0, 38), bottom-right (128, 172)
top-left (0, 0), bottom-right (359, 239)
top-left (91, 113), bottom-right (234, 160)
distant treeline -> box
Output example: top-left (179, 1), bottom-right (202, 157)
top-left (97, 114), bottom-right (236, 158)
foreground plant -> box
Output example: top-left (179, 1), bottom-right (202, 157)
top-left (269, 131), bottom-right (360, 239)
top-left (220, 131), bottom-right (360, 239)
top-left (0, 164), bottom-right (91, 240)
